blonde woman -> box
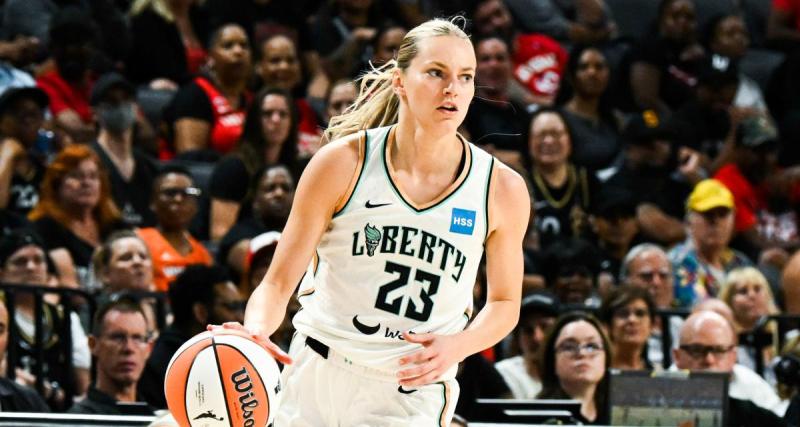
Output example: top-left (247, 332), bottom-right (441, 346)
top-left (719, 266), bottom-right (780, 374)
top-left (213, 17), bottom-right (529, 425)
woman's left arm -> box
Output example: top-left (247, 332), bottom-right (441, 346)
top-left (398, 163), bottom-right (530, 386)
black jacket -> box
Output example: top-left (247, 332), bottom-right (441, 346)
top-left (0, 377), bottom-right (49, 412)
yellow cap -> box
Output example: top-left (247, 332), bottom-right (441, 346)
top-left (687, 179), bottom-right (734, 212)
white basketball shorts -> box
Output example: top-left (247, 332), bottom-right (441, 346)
top-left (274, 333), bottom-right (460, 427)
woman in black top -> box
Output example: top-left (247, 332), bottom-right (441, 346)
top-left (525, 108), bottom-right (597, 250)
top-left (538, 312), bottom-right (611, 425)
top-left (558, 45), bottom-right (622, 173)
top-left (28, 145), bottom-right (124, 288)
top-left (208, 87), bottom-right (299, 241)
top-left (626, 0), bottom-right (706, 116)
top-left (127, 0), bottom-right (210, 87)
top-left (599, 286), bottom-right (657, 371)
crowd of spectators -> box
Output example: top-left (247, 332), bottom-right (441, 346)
top-left (2, 0), bottom-right (800, 425)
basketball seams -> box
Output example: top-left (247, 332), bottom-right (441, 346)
top-left (211, 336), bottom-right (235, 427)
top-left (216, 342), bottom-right (272, 423)
top-left (164, 336), bottom-right (212, 426)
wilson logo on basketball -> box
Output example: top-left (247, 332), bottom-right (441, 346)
top-left (231, 367), bottom-right (259, 427)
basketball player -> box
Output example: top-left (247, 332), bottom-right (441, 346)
top-left (213, 18), bottom-right (529, 425)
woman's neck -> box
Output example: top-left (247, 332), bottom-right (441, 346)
top-left (565, 96), bottom-right (600, 122)
top-left (98, 130), bottom-right (135, 179)
top-left (15, 295), bottom-right (35, 314)
top-left (536, 162), bottom-right (569, 187)
top-left (210, 70), bottom-right (246, 102)
top-left (264, 143), bottom-right (283, 165)
top-left (158, 227), bottom-right (192, 255)
top-left (67, 205), bottom-right (96, 223)
top-left (523, 355), bottom-right (540, 381)
top-left (393, 118), bottom-right (461, 176)
top-left (612, 342), bottom-right (646, 370)
top-left (562, 382), bottom-right (598, 422)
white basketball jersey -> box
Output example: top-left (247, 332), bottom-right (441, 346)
top-left (293, 125), bottom-right (495, 376)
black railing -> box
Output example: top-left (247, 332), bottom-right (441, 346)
top-left (0, 283), bottom-right (169, 409)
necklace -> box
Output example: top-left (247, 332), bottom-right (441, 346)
top-left (532, 165), bottom-right (576, 210)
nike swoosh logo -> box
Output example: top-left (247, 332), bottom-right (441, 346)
top-left (398, 386), bottom-right (417, 394)
top-left (352, 315), bottom-right (380, 335)
top-left (365, 201), bottom-right (392, 209)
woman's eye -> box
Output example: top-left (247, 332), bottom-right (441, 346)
top-left (461, 74), bottom-right (474, 82)
top-left (427, 69), bottom-right (442, 77)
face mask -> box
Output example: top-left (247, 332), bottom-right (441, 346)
top-left (98, 103), bottom-right (136, 134)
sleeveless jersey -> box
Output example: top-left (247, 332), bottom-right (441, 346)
top-left (293, 125), bottom-right (495, 377)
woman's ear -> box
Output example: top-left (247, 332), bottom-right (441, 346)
top-left (392, 69), bottom-right (406, 97)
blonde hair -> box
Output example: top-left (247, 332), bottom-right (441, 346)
top-left (130, 0), bottom-right (205, 21)
top-left (323, 17), bottom-right (470, 143)
top-left (718, 265), bottom-right (780, 349)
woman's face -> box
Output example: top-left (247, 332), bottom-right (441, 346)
top-left (573, 49), bottom-right (609, 99)
top-left (731, 281), bottom-right (770, 329)
top-left (373, 27), bottom-right (406, 65)
top-left (261, 94), bottom-right (292, 147)
top-left (210, 25), bottom-right (251, 80)
top-left (712, 16), bottom-right (749, 59)
top-left (397, 35), bottom-right (475, 136)
top-left (611, 298), bottom-right (652, 347)
top-left (104, 237), bottom-right (153, 292)
top-left (1, 245), bottom-right (48, 286)
top-left (554, 320), bottom-right (606, 390)
top-left (59, 158), bottom-right (101, 210)
top-left (258, 35), bottom-right (301, 91)
top-left (529, 112), bottom-right (571, 167)
top-left (326, 82), bottom-right (357, 120)
top-left (660, 0), bottom-right (697, 43)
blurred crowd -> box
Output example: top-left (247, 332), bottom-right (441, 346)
top-left (2, 0), bottom-right (800, 425)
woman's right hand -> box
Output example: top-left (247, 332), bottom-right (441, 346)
top-left (207, 322), bottom-right (292, 365)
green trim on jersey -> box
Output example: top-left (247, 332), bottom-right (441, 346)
top-left (381, 132), bottom-right (475, 214)
top-left (437, 381), bottom-right (447, 427)
top-left (483, 157), bottom-right (495, 244)
top-left (332, 130), bottom-right (370, 218)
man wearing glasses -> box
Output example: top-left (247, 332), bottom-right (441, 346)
top-left (136, 165), bottom-right (211, 292)
top-left (673, 310), bottom-right (786, 425)
top-left (68, 297), bottom-right (155, 415)
top-left (138, 265), bottom-right (245, 409)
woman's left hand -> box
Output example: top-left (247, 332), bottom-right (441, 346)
top-left (396, 332), bottom-right (465, 387)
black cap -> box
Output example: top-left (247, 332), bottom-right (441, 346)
top-left (0, 228), bottom-right (46, 265)
top-left (521, 290), bottom-right (560, 318)
top-left (0, 87), bottom-right (49, 116)
top-left (622, 110), bottom-right (676, 146)
top-left (591, 186), bottom-right (637, 219)
top-left (90, 72), bottom-right (135, 106)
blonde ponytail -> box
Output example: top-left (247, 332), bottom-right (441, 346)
top-left (323, 17), bottom-right (470, 144)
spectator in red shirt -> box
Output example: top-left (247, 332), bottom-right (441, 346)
top-left (767, 0), bottom-right (800, 50)
top-left (714, 115), bottom-right (800, 259)
top-left (35, 8), bottom-right (97, 144)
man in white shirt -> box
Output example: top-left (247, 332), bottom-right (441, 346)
top-left (673, 310), bottom-right (785, 416)
top-left (494, 290), bottom-right (559, 398)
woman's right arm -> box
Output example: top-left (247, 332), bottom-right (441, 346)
top-left (174, 119), bottom-right (211, 153)
top-left (238, 133), bottom-right (362, 361)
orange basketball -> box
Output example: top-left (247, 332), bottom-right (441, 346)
top-left (164, 330), bottom-right (282, 427)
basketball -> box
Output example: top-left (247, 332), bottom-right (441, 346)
top-left (164, 330), bottom-right (282, 427)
